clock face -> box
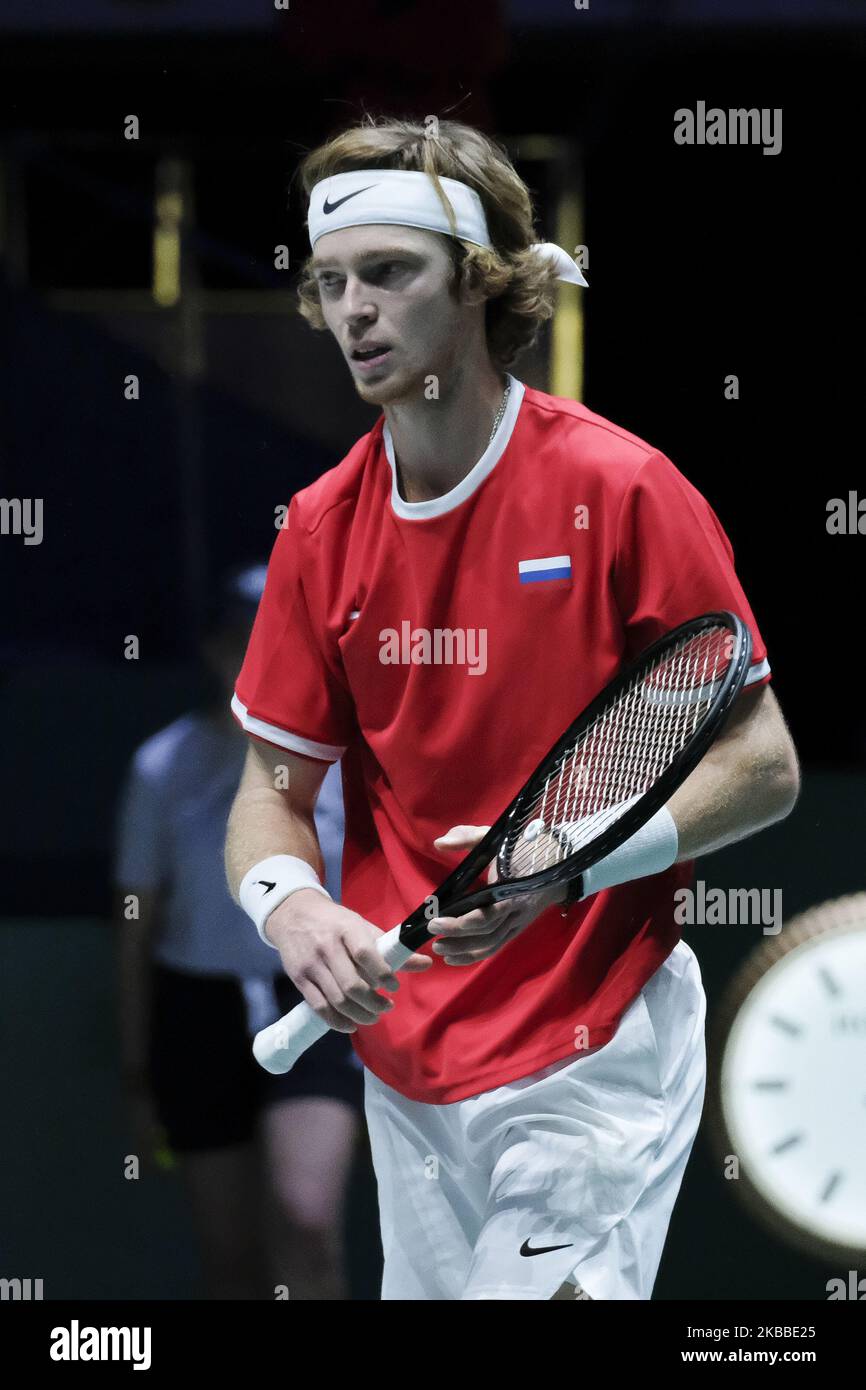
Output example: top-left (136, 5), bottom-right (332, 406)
top-left (720, 925), bottom-right (866, 1255)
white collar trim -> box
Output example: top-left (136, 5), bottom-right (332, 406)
top-left (383, 374), bottom-right (525, 520)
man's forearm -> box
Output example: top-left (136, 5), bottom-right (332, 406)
top-left (667, 743), bottom-right (799, 861)
top-left (225, 783), bottom-right (324, 903)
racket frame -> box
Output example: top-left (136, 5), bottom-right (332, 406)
top-left (398, 610), bottom-right (753, 943)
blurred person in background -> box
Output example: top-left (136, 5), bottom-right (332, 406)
top-left (114, 564), bottom-right (363, 1299)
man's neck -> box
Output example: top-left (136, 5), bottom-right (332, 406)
top-left (385, 363), bottom-right (509, 504)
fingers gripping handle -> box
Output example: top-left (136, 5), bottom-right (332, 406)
top-left (252, 924), bottom-right (415, 1075)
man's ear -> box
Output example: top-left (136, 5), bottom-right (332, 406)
top-left (446, 241), bottom-right (483, 307)
top-left (455, 259), bottom-right (488, 310)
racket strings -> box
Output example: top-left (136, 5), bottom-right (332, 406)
top-left (504, 625), bottom-right (733, 880)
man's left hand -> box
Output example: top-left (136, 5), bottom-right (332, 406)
top-left (428, 825), bottom-right (566, 965)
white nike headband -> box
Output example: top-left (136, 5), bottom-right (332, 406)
top-left (307, 168), bottom-right (588, 287)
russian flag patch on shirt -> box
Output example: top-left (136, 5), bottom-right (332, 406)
top-left (518, 555), bottom-right (573, 584)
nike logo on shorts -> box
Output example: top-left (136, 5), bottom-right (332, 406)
top-left (519, 1238), bottom-right (574, 1257)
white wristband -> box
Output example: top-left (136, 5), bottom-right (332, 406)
top-left (239, 854), bottom-right (331, 948)
top-left (553, 802), bottom-right (679, 900)
top-left (579, 805), bottom-right (678, 899)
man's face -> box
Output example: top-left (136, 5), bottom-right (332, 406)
top-left (311, 224), bottom-right (481, 405)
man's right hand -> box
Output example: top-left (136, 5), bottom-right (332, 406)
top-left (265, 889), bottom-right (433, 1033)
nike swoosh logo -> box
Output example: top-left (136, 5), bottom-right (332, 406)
top-left (322, 185), bottom-right (377, 214)
top-left (519, 1239), bottom-right (574, 1257)
top-left (256, 880), bottom-right (276, 894)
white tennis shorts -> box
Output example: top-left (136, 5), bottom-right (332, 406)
top-left (363, 937), bottom-right (706, 1300)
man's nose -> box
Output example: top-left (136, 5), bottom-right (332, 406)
top-left (342, 275), bottom-right (377, 322)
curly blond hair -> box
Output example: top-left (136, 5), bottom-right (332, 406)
top-left (294, 116), bottom-right (558, 371)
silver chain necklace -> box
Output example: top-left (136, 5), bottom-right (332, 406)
top-left (488, 379), bottom-right (511, 444)
top-left (397, 381), bottom-right (511, 501)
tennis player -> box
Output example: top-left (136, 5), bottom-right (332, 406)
top-left (225, 117), bottom-right (800, 1300)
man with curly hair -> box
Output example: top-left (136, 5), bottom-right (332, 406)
top-left (226, 117), bottom-right (799, 1300)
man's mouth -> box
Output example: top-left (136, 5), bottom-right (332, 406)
top-left (351, 345), bottom-right (392, 370)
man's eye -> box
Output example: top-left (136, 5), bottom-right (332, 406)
top-left (374, 262), bottom-right (405, 281)
top-left (317, 262), bottom-right (407, 291)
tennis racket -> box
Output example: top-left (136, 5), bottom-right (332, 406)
top-left (253, 610), bottom-right (752, 1074)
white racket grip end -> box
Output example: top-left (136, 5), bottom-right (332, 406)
top-left (252, 1003), bottom-right (330, 1075)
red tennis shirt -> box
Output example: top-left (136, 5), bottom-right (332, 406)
top-left (233, 376), bottom-right (771, 1102)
